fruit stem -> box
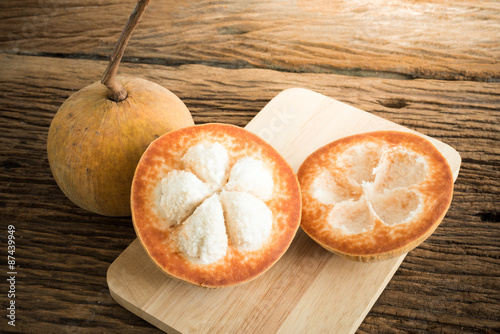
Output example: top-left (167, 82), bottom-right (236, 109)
top-left (101, 0), bottom-right (150, 102)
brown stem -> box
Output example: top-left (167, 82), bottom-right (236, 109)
top-left (101, 0), bottom-right (150, 102)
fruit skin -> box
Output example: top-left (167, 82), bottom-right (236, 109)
top-left (47, 76), bottom-right (194, 216)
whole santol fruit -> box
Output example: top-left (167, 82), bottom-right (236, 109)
top-left (47, 0), bottom-right (194, 216)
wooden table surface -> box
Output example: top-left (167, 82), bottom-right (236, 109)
top-left (1, 0), bottom-right (499, 333)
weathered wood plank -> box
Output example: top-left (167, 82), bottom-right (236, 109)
top-left (0, 0), bottom-right (499, 81)
top-left (0, 54), bottom-right (499, 333)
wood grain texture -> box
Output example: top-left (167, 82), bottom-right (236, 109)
top-left (0, 53), bottom-right (498, 333)
top-left (0, 0), bottom-right (499, 81)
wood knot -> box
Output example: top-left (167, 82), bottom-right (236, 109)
top-left (378, 98), bottom-right (409, 109)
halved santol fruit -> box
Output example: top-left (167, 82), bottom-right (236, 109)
top-left (131, 123), bottom-right (301, 287)
top-left (297, 131), bottom-right (454, 262)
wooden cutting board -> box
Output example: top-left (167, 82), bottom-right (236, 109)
top-left (107, 88), bottom-right (461, 334)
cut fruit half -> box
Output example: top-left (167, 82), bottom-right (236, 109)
top-left (131, 123), bottom-right (301, 287)
top-left (297, 131), bottom-right (454, 262)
